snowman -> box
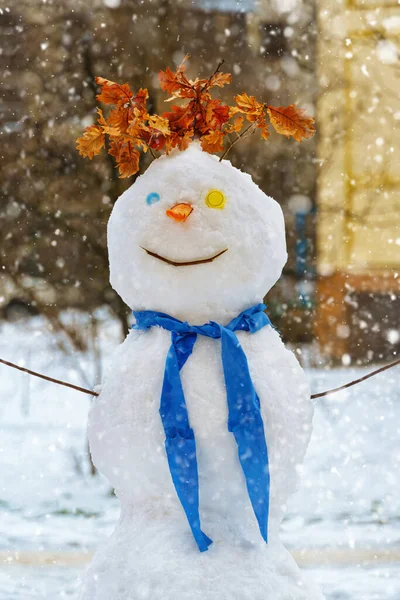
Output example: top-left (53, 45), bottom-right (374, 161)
top-left (79, 142), bottom-right (324, 600)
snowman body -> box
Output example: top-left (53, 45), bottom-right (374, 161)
top-left (80, 145), bottom-right (323, 600)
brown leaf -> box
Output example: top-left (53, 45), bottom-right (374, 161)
top-left (158, 66), bottom-right (194, 100)
top-left (148, 133), bottom-right (166, 152)
top-left (225, 115), bottom-right (244, 134)
top-left (76, 124), bottom-right (105, 159)
top-left (164, 132), bottom-right (177, 154)
top-left (95, 76), bottom-right (133, 107)
top-left (134, 88), bottom-right (149, 106)
top-left (96, 108), bottom-right (107, 126)
top-left (126, 120), bottom-right (145, 139)
top-left (176, 129), bottom-right (195, 151)
top-left (204, 100), bottom-right (230, 131)
top-left (117, 141), bottom-right (140, 178)
top-left (208, 72), bottom-right (232, 88)
top-left (96, 108), bottom-right (120, 137)
top-left (162, 103), bottom-right (195, 132)
top-left (108, 106), bottom-right (133, 133)
top-left (257, 115), bottom-right (270, 140)
top-left (200, 130), bottom-right (225, 153)
top-left (267, 104), bottom-right (315, 142)
top-left (234, 92), bottom-right (265, 122)
top-left (232, 115), bottom-right (244, 132)
top-left (176, 53), bottom-right (190, 73)
top-left (147, 115), bottom-right (171, 136)
top-left (108, 139), bottom-right (122, 161)
top-left (228, 105), bottom-right (241, 118)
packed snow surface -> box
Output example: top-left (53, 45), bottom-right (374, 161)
top-left (0, 315), bottom-right (399, 598)
top-left (108, 143), bottom-right (287, 323)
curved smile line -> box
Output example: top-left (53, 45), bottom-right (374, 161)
top-left (140, 247), bottom-right (228, 267)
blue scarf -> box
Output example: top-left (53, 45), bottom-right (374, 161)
top-left (133, 304), bottom-right (271, 552)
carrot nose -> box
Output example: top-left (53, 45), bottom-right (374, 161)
top-left (166, 203), bottom-right (193, 223)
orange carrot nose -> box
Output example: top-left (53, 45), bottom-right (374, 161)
top-left (166, 203), bottom-right (193, 223)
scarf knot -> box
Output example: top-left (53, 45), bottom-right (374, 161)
top-left (133, 304), bottom-right (271, 552)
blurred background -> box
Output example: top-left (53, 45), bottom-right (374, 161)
top-left (1, 0), bottom-right (400, 599)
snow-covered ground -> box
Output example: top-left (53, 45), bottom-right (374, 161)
top-left (0, 313), bottom-right (399, 598)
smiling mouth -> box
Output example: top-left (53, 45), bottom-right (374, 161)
top-left (140, 247), bottom-right (228, 267)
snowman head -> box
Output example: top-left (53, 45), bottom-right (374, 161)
top-left (108, 144), bottom-right (287, 322)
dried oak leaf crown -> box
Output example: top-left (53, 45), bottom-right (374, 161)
top-left (76, 57), bottom-right (315, 178)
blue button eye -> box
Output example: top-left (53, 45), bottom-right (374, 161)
top-left (146, 192), bottom-right (160, 205)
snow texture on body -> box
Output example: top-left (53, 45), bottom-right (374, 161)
top-left (80, 144), bottom-right (323, 599)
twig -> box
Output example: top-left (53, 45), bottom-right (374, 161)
top-left (148, 146), bottom-right (157, 160)
top-left (219, 122), bottom-right (257, 162)
top-left (146, 134), bottom-right (157, 161)
top-left (0, 358), bottom-right (98, 397)
top-left (199, 59), bottom-right (225, 93)
top-left (1, 356), bottom-right (399, 401)
top-left (310, 358), bottom-right (400, 399)
top-left (212, 59), bottom-right (225, 76)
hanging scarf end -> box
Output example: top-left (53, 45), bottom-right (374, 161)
top-left (195, 532), bottom-right (213, 553)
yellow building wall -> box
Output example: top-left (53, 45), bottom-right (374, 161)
top-left (317, 0), bottom-right (400, 359)
top-left (317, 0), bottom-right (400, 275)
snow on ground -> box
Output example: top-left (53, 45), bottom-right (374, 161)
top-left (1, 563), bottom-right (400, 600)
top-left (0, 313), bottom-right (399, 598)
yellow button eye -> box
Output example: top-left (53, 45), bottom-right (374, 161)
top-left (206, 190), bottom-right (226, 209)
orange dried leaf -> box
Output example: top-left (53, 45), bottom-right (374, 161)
top-left (76, 124), bottom-right (105, 159)
top-left (148, 115), bottom-right (171, 136)
top-left (228, 105), bottom-right (240, 118)
top-left (158, 56), bottom-right (197, 102)
top-left (204, 100), bottom-right (230, 131)
top-left (96, 76), bottom-right (133, 107)
top-left (96, 108), bottom-right (107, 126)
top-left (163, 103), bottom-right (195, 132)
top-left (267, 104), bottom-right (315, 142)
top-left (208, 72), bottom-right (232, 88)
top-left (132, 107), bottom-right (148, 122)
top-left (126, 120), bottom-right (144, 139)
top-left (176, 53), bottom-right (190, 72)
top-left (234, 92), bottom-right (265, 122)
top-left (225, 115), bottom-right (244, 133)
top-left (148, 133), bottom-right (165, 152)
top-left (201, 129), bottom-right (225, 153)
top-left (134, 88), bottom-right (149, 105)
top-left (108, 139), bottom-right (122, 161)
top-left (176, 129), bottom-right (194, 152)
top-left (158, 66), bottom-right (194, 99)
top-left (257, 116), bottom-right (270, 141)
top-left (96, 108), bottom-right (120, 137)
top-left (108, 106), bottom-right (133, 133)
top-left (164, 132), bottom-right (177, 154)
top-left (117, 142), bottom-right (140, 178)
top-left (102, 125), bottom-right (120, 137)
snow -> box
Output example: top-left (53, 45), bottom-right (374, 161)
top-left (376, 40), bottom-right (398, 66)
top-left (92, 145), bottom-right (318, 599)
top-left (84, 328), bottom-right (316, 599)
top-left (0, 316), bottom-right (400, 598)
top-left (382, 16), bottom-right (400, 34)
top-left (108, 143), bottom-right (287, 323)
top-left (2, 564), bottom-right (400, 600)
top-left (1, 146), bottom-right (399, 598)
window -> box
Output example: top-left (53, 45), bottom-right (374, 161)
top-left (194, 0), bottom-right (256, 12)
top-left (259, 22), bottom-right (287, 58)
